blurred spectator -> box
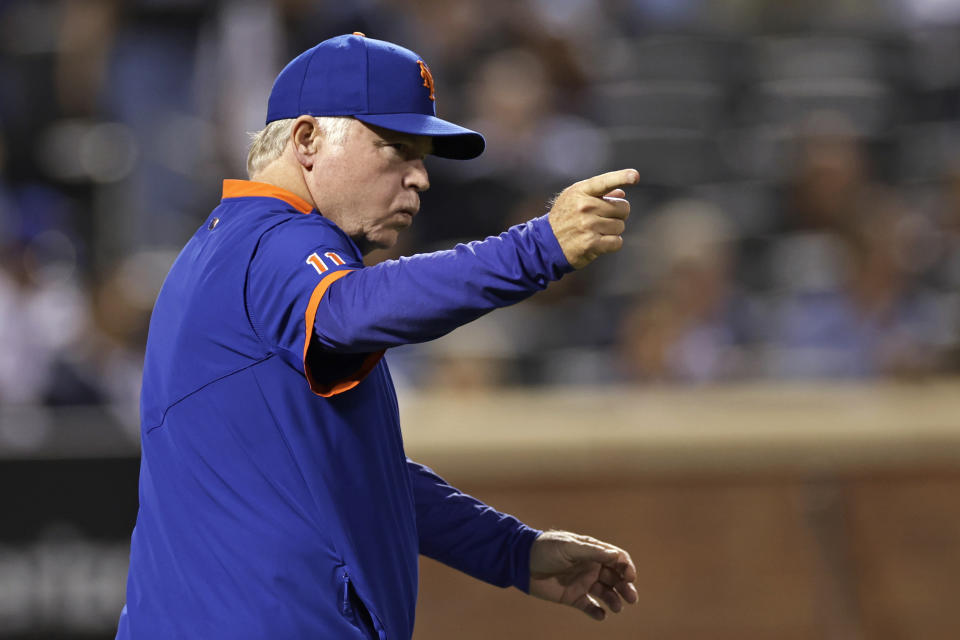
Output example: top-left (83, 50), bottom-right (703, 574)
top-left (765, 112), bottom-right (948, 378)
top-left (933, 164), bottom-right (960, 292)
top-left (616, 199), bottom-right (753, 383)
top-left (769, 191), bottom-right (944, 379)
top-left (463, 47), bottom-right (608, 185)
top-left (54, 0), bottom-right (119, 118)
top-left (0, 227), bottom-right (94, 405)
top-left (935, 167), bottom-right (960, 369)
top-left (785, 112), bottom-right (869, 237)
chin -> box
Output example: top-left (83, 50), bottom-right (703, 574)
top-left (358, 233), bottom-right (400, 255)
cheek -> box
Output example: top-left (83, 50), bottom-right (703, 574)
top-left (363, 186), bottom-right (406, 225)
top-left (316, 157), bottom-right (403, 223)
top-left (343, 167), bottom-right (396, 203)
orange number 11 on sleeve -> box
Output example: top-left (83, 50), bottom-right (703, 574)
top-left (306, 251), bottom-right (345, 275)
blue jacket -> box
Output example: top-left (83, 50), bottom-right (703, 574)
top-left (116, 181), bottom-right (571, 639)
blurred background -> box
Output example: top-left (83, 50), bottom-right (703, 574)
top-left (1, 0), bottom-right (960, 638)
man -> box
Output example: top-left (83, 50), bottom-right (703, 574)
top-left (117, 33), bottom-right (639, 639)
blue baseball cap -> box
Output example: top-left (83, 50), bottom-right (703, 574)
top-left (266, 33), bottom-right (484, 160)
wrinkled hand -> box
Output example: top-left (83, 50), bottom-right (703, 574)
top-left (529, 530), bottom-right (638, 621)
top-left (548, 168), bottom-right (639, 270)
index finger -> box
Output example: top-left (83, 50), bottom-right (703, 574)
top-left (578, 169), bottom-right (639, 198)
top-left (614, 553), bottom-right (637, 583)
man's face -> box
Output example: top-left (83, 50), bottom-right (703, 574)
top-left (307, 119), bottom-right (431, 255)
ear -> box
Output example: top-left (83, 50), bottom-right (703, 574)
top-left (291, 116), bottom-right (319, 169)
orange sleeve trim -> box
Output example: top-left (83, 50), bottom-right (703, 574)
top-left (302, 270), bottom-right (385, 397)
top-left (222, 179), bottom-right (314, 214)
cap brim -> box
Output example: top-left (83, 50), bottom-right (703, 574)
top-left (354, 113), bottom-right (485, 160)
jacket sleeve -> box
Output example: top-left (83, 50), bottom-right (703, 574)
top-left (245, 216), bottom-right (379, 396)
top-left (407, 459), bottom-right (541, 592)
top-left (311, 214), bottom-right (572, 353)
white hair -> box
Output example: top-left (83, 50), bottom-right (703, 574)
top-left (246, 116), bottom-right (353, 178)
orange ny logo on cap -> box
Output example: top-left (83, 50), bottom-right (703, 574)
top-left (417, 60), bottom-right (435, 101)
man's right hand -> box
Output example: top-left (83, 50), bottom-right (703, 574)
top-left (548, 169), bottom-right (639, 270)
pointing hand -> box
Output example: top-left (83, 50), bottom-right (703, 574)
top-left (548, 169), bottom-right (639, 270)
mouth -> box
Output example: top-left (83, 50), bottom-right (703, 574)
top-left (395, 208), bottom-right (418, 225)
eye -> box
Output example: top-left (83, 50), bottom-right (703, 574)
top-left (379, 139), bottom-right (425, 160)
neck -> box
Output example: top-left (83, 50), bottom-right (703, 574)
top-left (250, 159), bottom-right (315, 209)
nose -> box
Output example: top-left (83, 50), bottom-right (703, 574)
top-left (404, 159), bottom-right (430, 193)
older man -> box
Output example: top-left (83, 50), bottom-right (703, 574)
top-left (117, 34), bottom-right (638, 639)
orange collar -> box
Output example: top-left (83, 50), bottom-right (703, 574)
top-left (221, 180), bottom-right (314, 214)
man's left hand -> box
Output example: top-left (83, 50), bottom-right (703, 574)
top-left (529, 530), bottom-right (638, 621)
